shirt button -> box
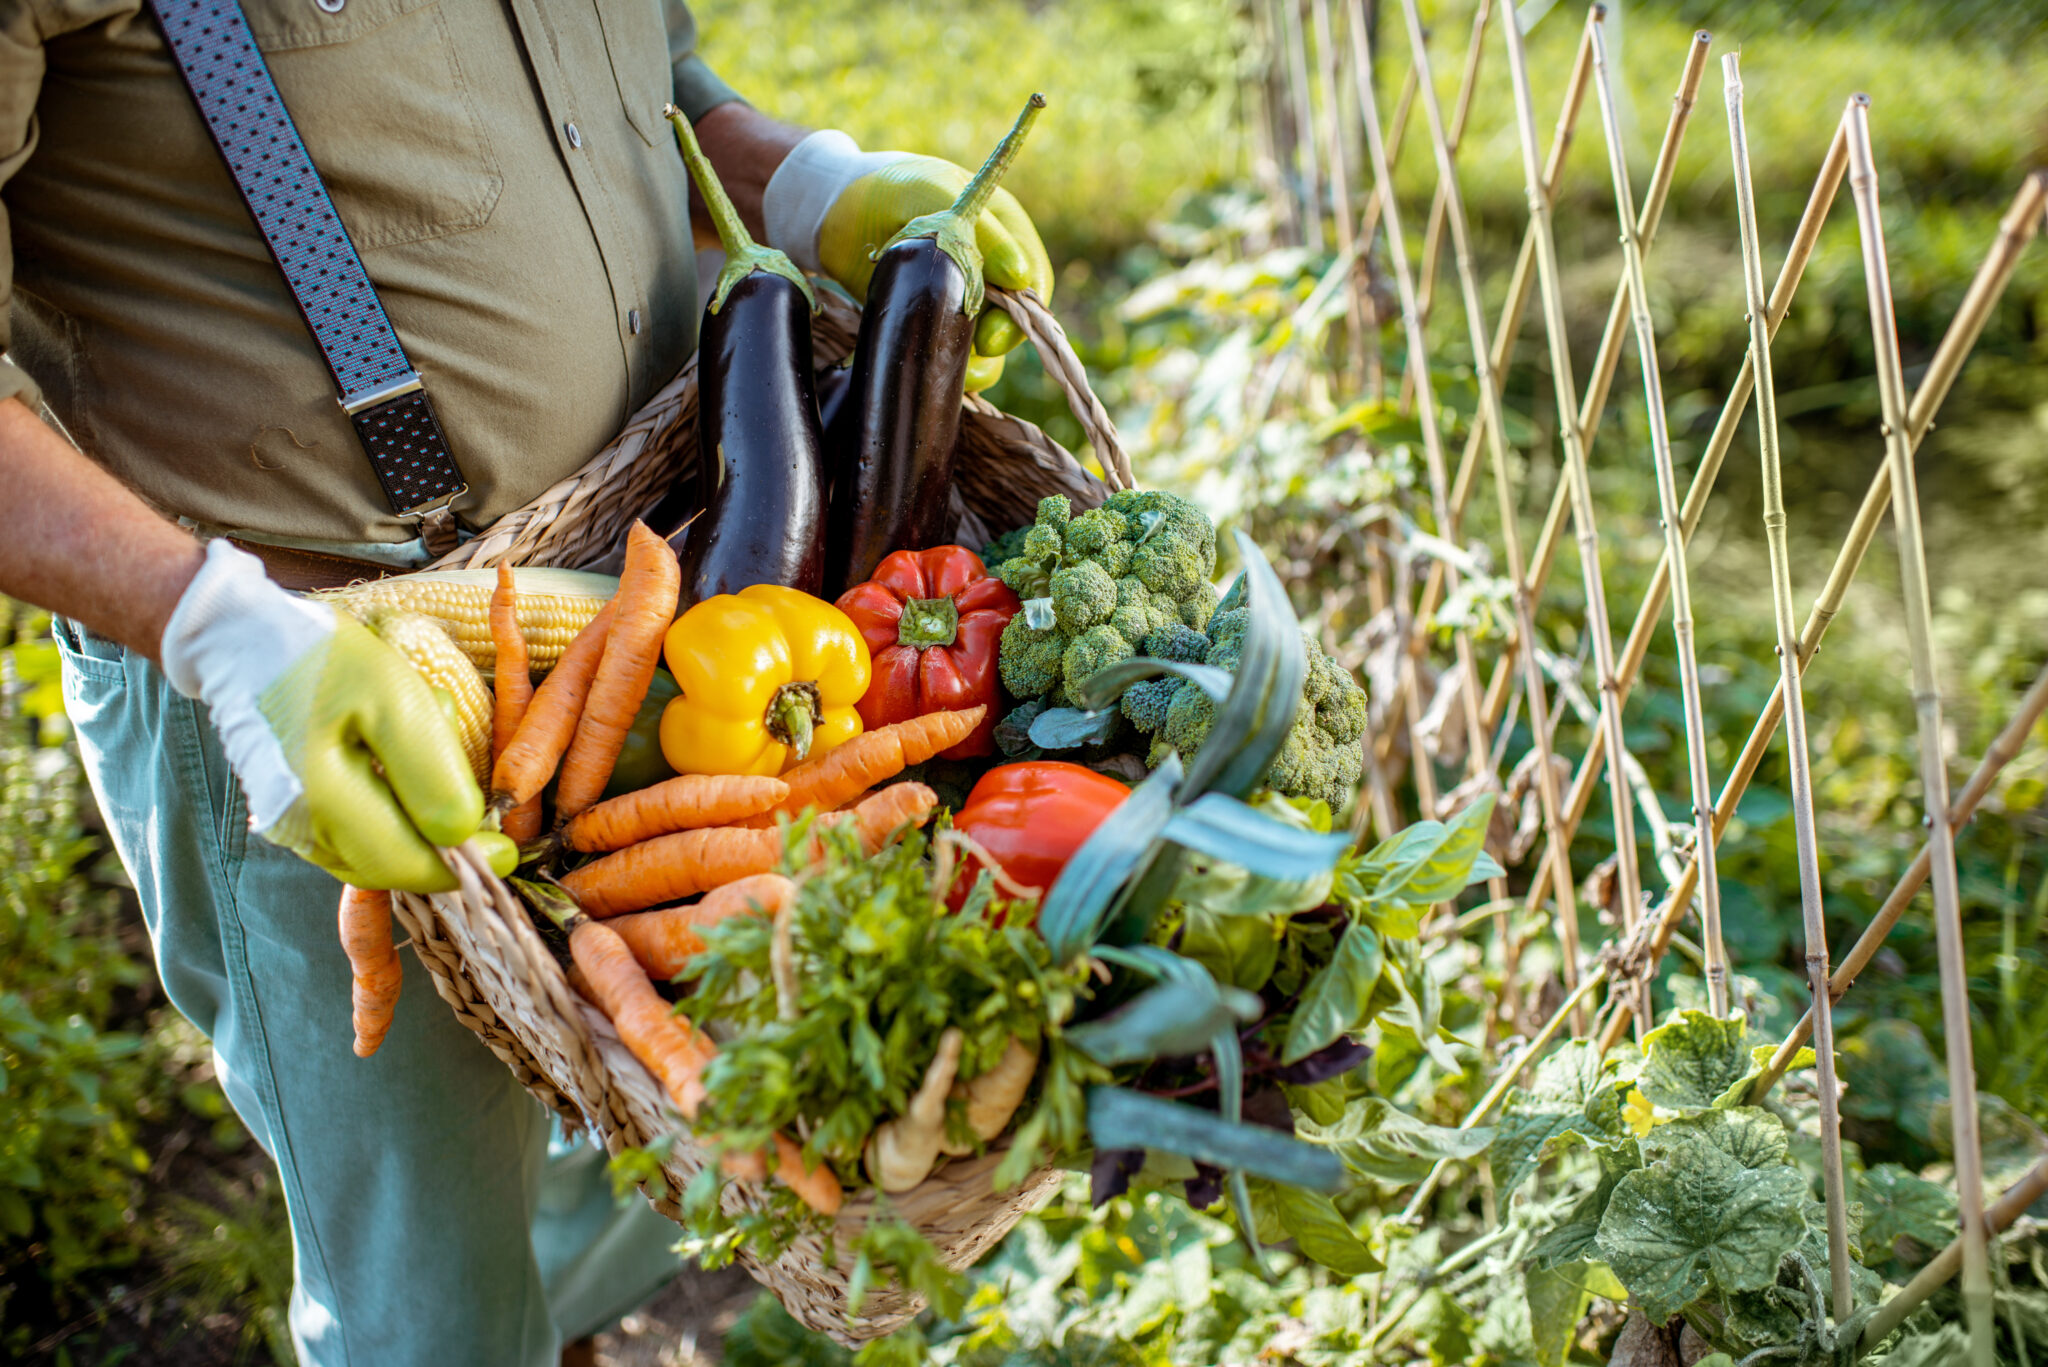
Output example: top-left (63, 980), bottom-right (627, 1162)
top-left (564, 122), bottom-right (583, 149)
top-left (628, 309), bottom-right (643, 335)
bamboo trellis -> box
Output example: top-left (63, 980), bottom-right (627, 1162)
top-left (1256, 0), bottom-right (2048, 1355)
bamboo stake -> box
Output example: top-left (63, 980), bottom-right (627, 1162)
top-left (1590, 13), bottom-right (1727, 1023)
top-left (1845, 95), bottom-right (1991, 1362)
top-left (1345, 0), bottom-right (1508, 1006)
top-left (1404, 0), bottom-right (1495, 408)
top-left (1514, 120), bottom-right (1842, 936)
top-left (1723, 51), bottom-right (1851, 1322)
top-left (1279, 0), bottom-right (1327, 255)
top-left (1372, 17), bottom-right (1599, 779)
top-left (1753, 662), bottom-right (2048, 1099)
top-left (1602, 167), bottom-right (2048, 1050)
top-left (1861, 1154), bottom-right (2048, 1356)
top-left (1498, 2), bottom-right (1647, 1032)
top-left (1254, 0), bottom-right (1306, 248)
top-left (1310, 0), bottom-right (1369, 381)
top-left (1391, 0), bottom-right (1586, 1031)
top-left (1355, 59), bottom-right (1419, 255)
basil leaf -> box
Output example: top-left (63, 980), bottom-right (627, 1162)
top-left (1380, 938), bottom-right (1461, 1073)
top-left (1162, 792), bottom-right (1352, 881)
top-left (1273, 1186), bottom-right (1383, 1275)
top-left (1281, 923), bottom-right (1384, 1064)
top-left (1040, 753), bottom-right (1182, 961)
top-left (1086, 1087), bottom-right (1344, 1193)
top-left (1347, 792), bottom-right (1499, 909)
top-left (1072, 657), bottom-right (1234, 710)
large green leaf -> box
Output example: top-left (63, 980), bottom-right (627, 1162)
top-left (1856, 1163), bottom-right (1958, 1255)
top-left (1635, 1010), bottom-right (1757, 1112)
top-left (1296, 1098), bottom-right (1493, 1184)
top-left (1281, 923), bottom-right (1384, 1064)
top-left (1593, 1122), bottom-right (1808, 1323)
top-left (1343, 793), bottom-right (1498, 912)
top-left (1177, 907), bottom-right (1281, 992)
top-left (1162, 792), bottom-right (1352, 882)
top-left (1273, 1186), bottom-right (1382, 1275)
top-left (1490, 1041), bottom-right (1622, 1197)
top-left (1039, 752), bottom-right (1181, 960)
top-left (1839, 1020), bottom-right (1941, 1144)
top-left (1639, 1106), bottom-right (1791, 1172)
top-left (1528, 1139), bottom-right (1641, 1272)
top-left (1085, 1087), bottom-right (1345, 1192)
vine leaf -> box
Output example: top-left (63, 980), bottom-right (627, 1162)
top-left (1640, 1106), bottom-right (1791, 1173)
top-left (1281, 923), bottom-right (1384, 1064)
top-left (1856, 1163), bottom-right (1958, 1255)
top-left (1593, 1121), bottom-right (1808, 1323)
top-left (1524, 1260), bottom-right (1625, 1367)
top-left (1528, 1138), bottom-right (1641, 1272)
top-left (1490, 1041), bottom-right (1623, 1198)
top-left (1635, 1010), bottom-right (1759, 1112)
top-left (1273, 1186), bottom-right (1383, 1275)
top-left (1296, 1097), bottom-right (1492, 1184)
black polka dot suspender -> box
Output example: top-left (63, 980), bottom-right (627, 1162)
top-left (148, 0), bottom-right (470, 539)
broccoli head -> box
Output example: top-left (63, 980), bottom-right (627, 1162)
top-left (990, 490), bottom-right (1221, 709)
top-left (980, 523), bottom-right (1033, 569)
top-left (1120, 677), bottom-right (1181, 732)
top-left (1143, 622), bottom-right (1210, 664)
top-left (998, 615), bottom-right (1067, 700)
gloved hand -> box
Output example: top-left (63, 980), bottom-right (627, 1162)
top-left (161, 540), bottom-right (495, 892)
top-left (764, 131), bottom-right (1053, 394)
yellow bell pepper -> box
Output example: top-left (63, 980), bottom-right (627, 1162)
top-left (659, 585), bottom-right (872, 777)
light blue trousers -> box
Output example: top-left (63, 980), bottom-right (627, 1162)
top-left (57, 617), bottom-right (689, 1366)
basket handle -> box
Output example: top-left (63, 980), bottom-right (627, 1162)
top-left (987, 288), bottom-right (1133, 492)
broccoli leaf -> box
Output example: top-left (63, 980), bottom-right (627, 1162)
top-left (1282, 923), bottom-right (1384, 1064)
top-left (1040, 752), bottom-right (1182, 960)
top-left (1072, 657), bottom-right (1234, 709)
top-left (1027, 706), bottom-right (1117, 750)
top-left (1636, 1010), bottom-right (1758, 1112)
top-left (1274, 1187), bottom-right (1383, 1275)
top-left (1184, 530), bottom-right (1304, 799)
top-left (1296, 1098), bottom-right (1493, 1184)
top-left (1593, 1123), bottom-right (1807, 1323)
top-left (1067, 953), bottom-right (1261, 1066)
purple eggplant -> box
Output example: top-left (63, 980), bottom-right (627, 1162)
top-left (824, 95), bottom-right (1045, 596)
top-left (661, 105), bottom-right (826, 606)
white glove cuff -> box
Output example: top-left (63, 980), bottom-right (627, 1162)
top-left (161, 539), bottom-right (337, 830)
top-left (762, 129), bottom-right (903, 275)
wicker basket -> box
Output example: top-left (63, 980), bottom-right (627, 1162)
top-left (389, 290), bottom-right (1123, 1345)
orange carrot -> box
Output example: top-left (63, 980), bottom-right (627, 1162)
top-left (743, 708), bottom-right (986, 825)
top-left (492, 600), bottom-right (615, 810)
top-left (569, 914), bottom-right (718, 1119)
top-left (338, 885), bottom-right (400, 1058)
top-left (771, 1132), bottom-right (843, 1216)
top-left (561, 825), bottom-right (788, 918)
top-left (564, 774), bottom-right (790, 854)
top-left (844, 782), bottom-right (939, 853)
top-left (490, 564), bottom-right (545, 842)
top-left (608, 873), bottom-right (796, 979)
top-left (554, 523), bottom-right (680, 822)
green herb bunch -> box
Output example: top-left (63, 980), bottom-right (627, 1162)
top-left (677, 812), bottom-right (1101, 1191)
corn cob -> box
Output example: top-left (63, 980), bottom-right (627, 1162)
top-left (316, 569), bottom-right (615, 678)
top-left (365, 609), bottom-right (495, 783)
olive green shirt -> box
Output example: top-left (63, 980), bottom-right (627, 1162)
top-left (2, 0), bottom-right (738, 548)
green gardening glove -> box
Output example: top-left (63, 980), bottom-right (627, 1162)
top-left (162, 541), bottom-right (507, 893)
top-left (764, 135), bottom-right (1053, 393)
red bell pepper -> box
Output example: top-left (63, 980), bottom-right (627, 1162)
top-left (835, 546), bottom-right (1021, 759)
top-left (954, 761), bottom-right (1131, 904)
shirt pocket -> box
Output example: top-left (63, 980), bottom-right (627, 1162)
top-left (241, 0), bottom-right (504, 249)
top-left (591, 0), bottom-right (673, 149)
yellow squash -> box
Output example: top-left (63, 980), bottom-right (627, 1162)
top-left (660, 585), bottom-right (871, 777)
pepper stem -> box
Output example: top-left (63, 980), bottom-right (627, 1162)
top-left (765, 681), bottom-right (824, 763)
top-left (664, 104), bottom-right (818, 315)
top-left (896, 595), bottom-right (961, 650)
top-left (515, 877), bottom-right (584, 933)
top-left (880, 93), bottom-right (1047, 319)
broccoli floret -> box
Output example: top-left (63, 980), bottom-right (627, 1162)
top-left (1062, 624), bottom-right (1134, 692)
top-left (998, 616), bottom-right (1067, 699)
top-left (1144, 623), bottom-right (1209, 664)
top-left (1050, 561), bottom-right (1117, 633)
top-left (1180, 579), bottom-right (1219, 632)
top-left (1120, 676), bottom-right (1182, 733)
top-left (1036, 494), bottom-right (1074, 531)
top-left (1104, 489), bottom-right (1218, 603)
top-left (1063, 507), bottom-right (1125, 560)
top-left (1110, 603), bottom-right (1152, 645)
top-left (1314, 659), bottom-right (1369, 748)
top-left (980, 523), bottom-right (1033, 568)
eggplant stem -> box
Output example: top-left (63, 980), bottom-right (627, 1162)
top-left (881, 93), bottom-right (1047, 319)
top-left (664, 104), bottom-right (818, 315)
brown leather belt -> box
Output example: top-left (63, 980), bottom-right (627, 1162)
top-left (230, 538), bottom-right (401, 592)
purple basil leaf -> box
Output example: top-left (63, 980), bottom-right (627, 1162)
top-left (1185, 1162), bottom-right (1224, 1210)
top-left (1272, 1038), bottom-right (1372, 1086)
top-left (1091, 1147), bottom-right (1147, 1206)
